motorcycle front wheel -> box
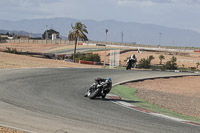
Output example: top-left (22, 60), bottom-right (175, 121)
top-left (88, 87), bottom-right (101, 99)
top-left (126, 63), bottom-right (131, 70)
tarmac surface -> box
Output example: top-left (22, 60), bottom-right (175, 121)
top-left (0, 68), bottom-right (199, 133)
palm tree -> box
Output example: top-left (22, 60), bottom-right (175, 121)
top-left (148, 55), bottom-right (155, 63)
top-left (105, 29), bottom-right (108, 42)
top-left (196, 62), bottom-right (200, 68)
top-left (159, 55), bottom-right (165, 65)
top-left (68, 22), bottom-right (88, 62)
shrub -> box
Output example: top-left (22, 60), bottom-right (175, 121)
top-left (6, 47), bottom-right (11, 52)
top-left (148, 55), bottom-right (155, 62)
top-left (196, 62), bottom-right (200, 68)
top-left (85, 53), bottom-right (100, 62)
top-left (137, 58), bottom-right (150, 69)
top-left (6, 47), bottom-right (18, 54)
top-left (70, 53), bottom-right (100, 63)
top-left (137, 55), bottom-right (155, 69)
top-left (165, 56), bottom-right (177, 70)
top-left (69, 52), bottom-right (85, 62)
top-left (159, 55), bottom-right (165, 65)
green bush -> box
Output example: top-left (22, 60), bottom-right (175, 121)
top-left (6, 47), bottom-right (18, 54)
top-left (70, 53), bottom-right (100, 62)
top-left (6, 47), bottom-right (11, 52)
top-left (137, 55), bottom-right (155, 69)
top-left (148, 55), bottom-right (155, 62)
top-left (165, 56), bottom-right (177, 70)
top-left (138, 58), bottom-right (150, 69)
top-left (159, 55), bottom-right (165, 65)
top-left (69, 52), bottom-right (85, 62)
top-left (85, 53), bottom-right (100, 62)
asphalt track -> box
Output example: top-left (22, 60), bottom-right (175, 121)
top-left (0, 68), bottom-right (200, 133)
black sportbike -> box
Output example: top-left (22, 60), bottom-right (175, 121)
top-left (126, 58), bottom-right (137, 70)
top-left (84, 78), bottom-right (112, 99)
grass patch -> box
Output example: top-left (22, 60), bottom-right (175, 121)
top-left (111, 85), bottom-right (200, 123)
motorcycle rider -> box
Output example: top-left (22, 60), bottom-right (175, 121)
top-left (84, 78), bottom-right (112, 98)
top-left (126, 54), bottom-right (137, 69)
top-left (130, 54), bottom-right (137, 62)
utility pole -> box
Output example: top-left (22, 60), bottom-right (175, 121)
top-left (105, 29), bottom-right (108, 42)
top-left (121, 31), bottom-right (124, 43)
top-left (46, 25), bottom-right (48, 44)
top-left (159, 32), bottom-right (162, 46)
top-left (158, 33), bottom-right (162, 53)
top-left (104, 29), bottom-right (108, 68)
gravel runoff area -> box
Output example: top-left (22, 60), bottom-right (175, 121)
top-left (124, 76), bottom-right (200, 119)
top-left (0, 43), bottom-right (200, 132)
top-left (0, 51), bottom-right (102, 69)
top-left (0, 127), bottom-right (24, 133)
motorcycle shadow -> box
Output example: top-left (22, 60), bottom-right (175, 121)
top-left (94, 97), bottom-right (141, 104)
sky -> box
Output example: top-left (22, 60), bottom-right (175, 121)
top-left (0, 0), bottom-right (200, 32)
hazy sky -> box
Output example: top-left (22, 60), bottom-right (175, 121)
top-left (1, 0), bottom-right (200, 32)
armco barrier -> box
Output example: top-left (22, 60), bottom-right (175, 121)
top-left (79, 60), bottom-right (94, 65)
top-left (96, 44), bottom-right (106, 46)
top-left (79, 60), bottom-right (103, 65)
top-left (83, 43), bottom-right (96, 46)
top-left (78, 43), bottom-right (83, 45)
top-left (194, 50), bottom-right (200, 52)
top-left (93, 62), bottom-right (103, 65)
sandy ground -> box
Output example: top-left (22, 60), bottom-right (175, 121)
top-left (0, 43), bottom-right (104, 69)
top-left (95, 50), bottom-right (200, 69)
top-left (0, 51), bottom-right (102, 69)
top-left (0, 127), bottom-right (24, 133)
top-left (1, 43), bottom-right (200, 69)
top-left (0, 43), bottom-right (200, 132)
top-left (125, 76), bottom-right (200, 119)
top-left (0, 43), bottom-right (66, 53)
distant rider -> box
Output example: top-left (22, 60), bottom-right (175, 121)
top-left (127, 54), bottom-right (137, 65)
top-left (130, 54), bottom-right (137, 62)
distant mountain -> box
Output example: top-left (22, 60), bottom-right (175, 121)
top-left (0, 29), bottom-right (41, 38)
top-left (0, 17), bottom-right (200, 47)
top-left (0, 29), bottom-right (67, 39)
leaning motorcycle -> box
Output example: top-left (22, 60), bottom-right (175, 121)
top-left (85, 80), bottom-right (112, 99)
top-left (126, 58), bottom-right (136, 70)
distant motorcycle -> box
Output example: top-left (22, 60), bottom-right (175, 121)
top-left (84, 78), bottom-right (112, 99)
top-left (126, 58), bottom-right (137, 70)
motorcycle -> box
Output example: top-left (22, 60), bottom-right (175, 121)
top-left (84, 79), bottom-right (112, 99)
top-left (126, 58), bottom-right (137, 70)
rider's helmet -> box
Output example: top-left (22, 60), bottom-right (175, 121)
top-left (107, 78), bottom-right (111, 82)
top-left (106, 78), bottom-right (112, 90)
top-left (131, 54), bottom-right (135, 59)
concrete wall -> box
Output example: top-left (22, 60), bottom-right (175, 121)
top-left (6, 39), bottom-right (75, 45)
top-left (5, 39), bottom-right (157, 48)
top-left (5, 39), bottom-right (199, 51)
